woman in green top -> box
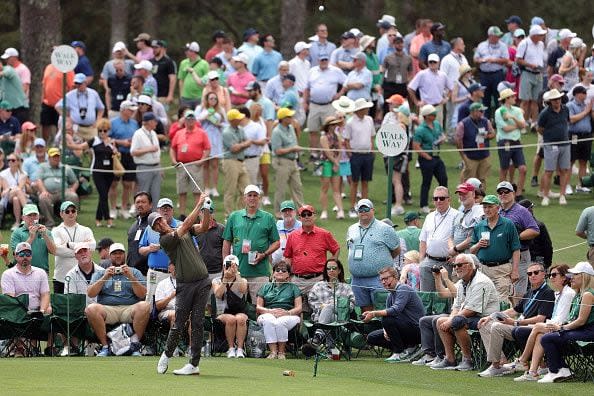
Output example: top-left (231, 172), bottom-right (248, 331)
top-left (538, 262), bottom-right (594, 383)
top-left (256, 260), bottom-right (302, 359)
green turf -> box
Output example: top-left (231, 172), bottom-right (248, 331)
top-left (1, 356), bottom-right (591, 395)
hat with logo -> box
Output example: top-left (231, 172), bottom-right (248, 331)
top-left (207, 70), bottom-right (219, 80)
top-left (427, 53), bottom-right (440, 63)
top-left (277, 107), bottom-right (295, 120)
top-left (355, 198), bottom-right (374, 210)
top-left (420, 104), bottom-right (437, 117)
top-left (568, 262), bottom-right (594, 276)
top-left (245, 81), bottom-right (260, 91)
top-left (137, 95), bottom-right (152, 105)
top-left (244, 184), bottom-right (261, 195)
top-left (481, 194), bottom-right (500, 205)
top-left (403, 211), bottom-right (420, 223)
top-left (529, 25), bottom-right (547, 36)
top-left (134, 60), bottom-right (153, 71)
top-left (227, 109), bottom-right (246, 121)
top-left (15, 242), bottom-right (32, 254)
top-left (1, 48), bottom-right (19, 59)
top-left (22, 204), bottom-right (39, 216)
top-left (185, 41), bottom-right (200, 52)
top-left (109, 243), bottom-right (126, 254)
top-left (496, 181), bottom-right (514, 192)
top-left (297, 205), bottom-right (315, 216)
top-left (468, 83), bottom-right (486, 94)
top-left (73, 73), bottom-right (86, 84)
top-left (294, 41), bottom-right (311, 54)
top-left (142, 112), bottom-right (157, 122)
top-left (119, 100), bottom-right (138, 112)
top-left (112, 41), bottom-right (127, 53)
top-left (147, 212), bottom-right (163, 228)
top-left (455, 182), bottom-right (475, 194)
top-left (70, 41), bottom-right (86, 50)
top-left (74, 242), bottom-right (91, 254)
top-left (48, 147), bottom-right (61, 157)
top-left (280, 200), bottom-right (296, 211)
top-left (487, 26), bottom-right (503, 36)
top-left (505, 15), bottom-right (523, 25)
top-left (558, 28), bottom-right (577, 40)
top-left (183, 109), bottom-right (196, 119)
top-left (34, 138), bottom-right (46, 147)
top-left (157, 198), bottom-right (174, 208)
top-left (134, 32), bottom-right (151, 42)
top-left (465, 177), bottom-right (482, 189)
top-left (231, 53), bottom-right (249, 64)
top-left (60, 201), bottom-right (76, 212)
top-left (469, 102), bottom-right (487, 112)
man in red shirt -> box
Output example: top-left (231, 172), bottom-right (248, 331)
top-left (284, 204), bottom-right (340, 307)
top-left (170, 109), bottom-right (211, 215)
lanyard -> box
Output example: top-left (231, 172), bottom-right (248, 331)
top-left (64, 225), bottom-right (78, 242)
top-left (432, 208), bottom-right (450, 236)
top-left (524, 282), bottom-right (547, 314)
top-left (359, 219), bottom-right (374, 243)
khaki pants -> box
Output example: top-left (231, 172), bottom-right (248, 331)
top-left (480, 263), bottom-right (512, 304)
top-left (588, 246), bottom-right (594, 266)
top-left (462, 157), bottom-right (491, 188)
top-left (77, 125), bottom-right (97, 140)
top-left (222, 159), bottom-right (249, 217)
top-left (479, 320), bottom-right (515, 363)
top-left (291, 274), bottom-right (323, 313)
top-left (145, 269), bottom-right (170, 303)
top-left (246, 276), bottom-right (270, 305)
top-left (272, 157), bottom-right (304, 213)
top-left (244, 157), bottom-right (261, 185)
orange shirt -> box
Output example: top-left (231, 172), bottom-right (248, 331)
top-left (171, 124), bottom-right (211, 163)
top-left (409, 33), bottom-right (432, 76)
top-left (42, 64), bottom-right (74, 107)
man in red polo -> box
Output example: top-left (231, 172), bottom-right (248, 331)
top-left (170, 109), bottom-right (211, 215)
top-left (284, 204), bottom-right (340, 308)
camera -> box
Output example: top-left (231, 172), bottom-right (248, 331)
top-left (79, 107), bottom-right (87, 120)
top-left (113, 267), bottom-right (122, 275)
top-left (224, 260), bottom-right (233, 270)
top-left (431, 265), bottom-right (443, 274)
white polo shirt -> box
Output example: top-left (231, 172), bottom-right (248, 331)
top-left (420, 207), bottom-right (459, 257)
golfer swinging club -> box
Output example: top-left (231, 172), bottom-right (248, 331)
top-left (154, 193), bottom-right (212, 375)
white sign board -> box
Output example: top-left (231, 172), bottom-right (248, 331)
top-left (51, 45), bottom-right (78, 73)
top-left (375, 122), bottom-right (408, 157)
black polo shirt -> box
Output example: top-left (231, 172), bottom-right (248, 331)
top-left (195, 221), bottom-right (225, 274)
top-left (107, 75), bottom-right (131, 110)
top-left (127, 214), bottom-right (150, 275)
top-left (151, 55), bottom-right (177, 98)
top-left (513, 282), bottom-right (555, 319)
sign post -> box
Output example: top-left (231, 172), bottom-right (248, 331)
top-left (51, 45), bottom-right (78, 201)
top-left (375, 122), bottom-right (408, 219)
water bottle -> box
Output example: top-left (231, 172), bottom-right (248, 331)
top-left (203, 332), bottom-right (211, 357)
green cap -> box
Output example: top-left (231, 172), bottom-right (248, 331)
top-left (487, 26), bottom-right (503, 37)
top-left (481, 194), bottom-right (500, 205)
top-left (0, 101), bottom-right (12, 110)
top-left (469, 102), bottom-right (487, 112)
top-left (142, 87), bottom-right (155, 96)
top-left (60, 201), bottom-right (77, 212)
top-left (403, 211), bottom-right (420, 223)
top-left (22, 204), bottom-right (39, 216)
top-left (280, 200), bottom-right (296, 211)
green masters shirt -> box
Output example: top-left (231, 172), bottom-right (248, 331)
top-left (271, 123), bottom-right (298, 160)
top-left (471, 216), bottom-right (521, 262)
top-left (397, 226), bottom-right (421, 252)
top-left (413, 120), bottom-right (443, 155)
top-left (223, 209), bottom-right (280, 278)
top-left (36, 163), bottom-right (78, 193)
top-left (222, 125), bottom-right (247, 160)
top-left (160, 230), bottom-right (208, 283)
top-left (0, 65), bottom-right (28, 109)
top-left (494, 105), bottom-right (524, 142)
top-left (177, 57), bottom-right (209, 100)
top-left (10, 225), bottom-right (54, 272)
top-left (257, 282), bottom-right (301, 310)
top-left (576, 206), bottom-right (594, 246)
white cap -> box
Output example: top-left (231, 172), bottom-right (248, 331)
top-left (134, 60), bottom-right (153, 71)
top-left (14, 242), bottom-right (32, 254)
top-left (420, 104), bottom-right (437, 117)
top-left (558, 28), bottom-right (576, 40)
top-left (74, 242), bottom-right (92, 253)
top-left (109, 243), bottom-right (126, 254)
top-left (294, 41), bottom-right (311, 54)
top-left (244, 184), bottom-right (260, 195)
top-left (569, 37), bottom-right (584, 49)
top-left (529, 25), bottom-right (547, 36)
top-left (185, 41), bottom-right (200, 52)
top-left (137, 95), bottom-right (152, 105)
top-left (232, 53), bottom-right (249, 64)
top-left (157, 198), bottom-right (174, 208)
top-left (427, 53), bottom-right (440, 63)
top-left (112, 41), bottom-right (127, 53)
top-left (119, 100), bottom-right (138, 112)
top-left (349, 28), bottom-right (363, 38)
top-left (207, 70), bottom-right (219, 80)
top-left (568, 262), bottom-right (594, 276)
top-left (1, 47), bottom-right (18, 59)
top-left (223, 254), bottom-right (239, 266)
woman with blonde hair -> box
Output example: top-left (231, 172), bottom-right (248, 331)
top-left (400, 250), bottom-right (421, 290)
top-left (0, 152), bottom-right (28, 229)
top-left (15, 121), bottom-right (38, 159)
top-left (196, 92), bottom-right (226, 197)
top-left (559, 39), bottom-right (584, 92)
top-left (319, 116), bottom-right (344, 219)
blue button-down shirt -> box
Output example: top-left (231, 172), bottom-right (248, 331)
top-left (57, 88), bottom-right (105, 126)
top-left (252, 50), bottom-right (283, 81)
top-left (308, 41), bottom-right (337, 67)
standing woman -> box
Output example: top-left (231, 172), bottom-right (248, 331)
top-left (319, 116), bottom-right (344, 220)
top-left (201, 71), bottom-right (231, 112)
top-left (0, 153), bottom-right (28, 230)
top-left (451, 64), bottom-right (474, 128)
top-left (196, 92), bottom-right (225, 197)
top-left (66, 118), bottom-right (117, 227)
top-left (14, 121), bottom-right (38, 159)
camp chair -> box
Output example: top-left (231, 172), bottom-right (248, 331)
top-left (49, 294), bottom-right (87, 355)
top-left (0, 294), bottom-right (44, 357)
top-left (564, 340), bottom-right (594, 382)
top-left (303, 297), bottom-right (354, 360)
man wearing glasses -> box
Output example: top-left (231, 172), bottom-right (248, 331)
top-left (476, 262), bottom-right (554, 377)
top-left (419, 187), bottom-right (458, 291)
top-left (51, 201), bottom-right (96, 294)
top-left (347, 199), bottom-right (400, 312)
top-left (470, 194), bottom-right (520, 303)
top-left (284, 204), bottom-right (339, 306)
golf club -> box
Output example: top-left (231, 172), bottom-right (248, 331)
top-left (175, 161), bottom-right (204, 194)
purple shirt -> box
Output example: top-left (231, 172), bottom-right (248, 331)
top-left (500, 203), bottom-right (540, 250)
top-left (1, 266), bottom-right (49, 310)
top-left (407, 68), bottom-right (453, 105)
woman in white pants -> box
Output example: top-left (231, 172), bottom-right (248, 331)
top-left (256, 260), bottom-right (302, 359)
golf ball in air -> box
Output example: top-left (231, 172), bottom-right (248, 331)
top-left (319, 5), bottom-right (325, 11)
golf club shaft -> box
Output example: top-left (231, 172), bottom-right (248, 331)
top-left (176, 162), bottom-right (203, 193)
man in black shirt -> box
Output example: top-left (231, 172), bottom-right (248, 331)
top-left (106, 60), bottom-right (131, 117)
top-left (127, 191), bottom-right (153, 275)
top-left (518, 199), bottom-right (553, 268)
top-left (150, 40), bottom-right (177, 107)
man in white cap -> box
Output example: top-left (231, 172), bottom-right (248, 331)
top-left (516, 24), bottom-right (547, 130)
top-left (547, 28), bottom-right (576, 77)
top-left (474, 27), bottom-right (509, 118)
top-left (223, 184), bottom-right (280, 304)
top-left (1, 47), bottom-right (30, 100)
top-left (134, 60), bottom-right (158, 97)
top-left (343, 98), bottom-right (375, 218)
top-left (64, 242), bottom-right (103, 305)
top-left (100, 41), bottom-right (135, 87)
top-left (376, 15), bottom-right (397, 59)
top-left (289, 42), bottom-right (311, 98)
top-left (177, 42), bottom-right (209, 108)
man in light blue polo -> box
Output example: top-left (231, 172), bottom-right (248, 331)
top-left (341, 52), bottom-right (372, 101)
top-left (346, 199), bottom-right (400, 311)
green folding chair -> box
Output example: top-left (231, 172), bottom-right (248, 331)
top-left (303, 297), bottom-right (354, 360)
top-left (50, 294), bottom-right (88, 355)
top-left (0, 294), bottom-right (44, 356)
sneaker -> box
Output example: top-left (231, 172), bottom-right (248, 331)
top-left (173, 363), bottom-right (200, 375)
top-left (211, 189), bottom-right (220, 198)
top-left (341, 193), bottom-right (347, 199)
top-left (502, 359), bottom-right (529, 373)
top-left (348, 208), bottom-right (357, 218)
top-left (405, 346), bottom-right (424, 362)
top-left (385, 353), bottom-right (404, 363)
top-left (120, 209), bottom-right (131, 220)
top-left (97, 346), bottom-right (110, 357)
top-left (530, 176), bottom-right (538, 187)
top-left (262, 196), bottom-right (271, 206)
top-left (514, 371), bottom-right (539, 382)
top-left (336, 210), bottom-right (345, 219)
top-left (548, 191), bottom-right (560, 198)
top-left (391, 205), bottom-right (404, 216)
top-left (421, 206), bottom-right (431, 214)
top-left (541, 196), bottom-right (549, 206)
top-left (235, 348), bottom-right (245, 358)
top-left (128, 206), bottom-right (137, 216)
top-left (267, 352), bottom-right (277, 359)
top-left (332, 205), bottom-right (338, 212)
top-left (356, 191), bottom-right (362, 199)
top-left (454, 358), bottom-right (473, 371)
top-left (478, 365), bottom-right (507, 377)
top-left (559, 195), bottom-right (567, 205)
top-left (565, 185), bottom-right (573, 195)
top-left (431, 358), bottom-right (457, 370)
top-left (412, 354), bottom-right (435, 366)
top-left (537, 367), bottom-right (572, 383)
top-left (157, 352), bottom-right (169, 374)
top-left (537, 367), bottom-right (549, 376)
top-left (130, 342), bottom-right (142, 356)
top-left (320, 210), bottom-right (328, 220)
top-left (576, 185), bottom-right (592, 193)
top-left (226, 348), bottom-right (236, 358)
top-left (427, 356), bottom-right (443, 367)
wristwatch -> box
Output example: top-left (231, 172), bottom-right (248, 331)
top-left (514, 320), bottom-right (520, 327)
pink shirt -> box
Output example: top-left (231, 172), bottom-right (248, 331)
top-left (1, 266), bottom-right (49, 310)
top-left (227, 71), bottom-right (256, 105)
top-left (14, 62), bottom-right (31, 85)
top-left (136, 48), bottom-right (155, 62)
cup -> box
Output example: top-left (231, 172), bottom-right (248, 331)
top-left (248, 251), bottom-right (257, 265)
top-left (282, 370), bottom-right (295, 377)
top-left (331, 348), bottom-right (340, 361)
top-left (481, 231), bottom-right (490, 245)
top-left (0, 244), bottom-right (9, 256)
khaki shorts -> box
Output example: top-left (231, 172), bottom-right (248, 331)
top-left (104, 305), bottom-right (135, 325)
top-left (77, 125), bottom-right (98, 140)
top-left (306, 103), bottom-right (334, 132)
top-left (176, 163), bottom-right (204, 194)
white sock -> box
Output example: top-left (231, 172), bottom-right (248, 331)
top-left (130, 334), bottom-right (139, 343)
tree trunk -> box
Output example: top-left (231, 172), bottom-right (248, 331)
top-left (142, 0), bottom-right (159, 37)
top-left (110, 0), bottom-right (129, 48)
top-left (362, 0), bottom-right (385, 22)
top-left (19, 0), bottom-right (61, 126)
top-left (280, 0), bottom-right (306, 59)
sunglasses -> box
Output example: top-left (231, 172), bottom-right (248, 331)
top-left (453, 262), bottom-right (469, 268)
top-left (275, 268), bottom-right (288, 273)
top-left (8, 158), bottom-right (18, 162)
top-left (380, 275), bottom-right (394, 282)
top-left (17, 251), bottom-right (32, 257)
top-left (357, 206), bottom-right (371, 213)
top-left (497, 190), bottom-right (512, 195)
top-left (300, 212), bottom-right (313, 218)
top-left (527, 270), bottom-right (542, 276)
top-left (326, 266), bottom-right (338, 271)
top-left (433, 196), bottom-right (449, 201)
top-left (64, 209), bottom-right (77, 214)
top-left (548, 272), bottom-right (560, 279)
top-left (98, 129), bottom-right (109, 133)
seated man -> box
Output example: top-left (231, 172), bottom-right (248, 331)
top-left (1, 242), bottom-right (51, 357)
top-left (34, 147), bottom-right (79, 228)
top-left (155, 262), bottom-right (176, 326)
top-left (86, 243), bottom-right (149, 357)
top-left (65, 243), bottom-right (103, 305)
top-left (477, 262), bottom-right (554, 377)
top-left (433, 254), bottom-right (499, 370)
top-left (361, 266), bottom-right (425, 362)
